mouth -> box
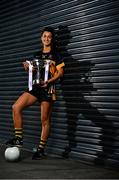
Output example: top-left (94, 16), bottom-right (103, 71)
top-left (44, 41), bottom-right (50, 44)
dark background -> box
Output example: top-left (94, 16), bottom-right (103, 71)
top-left (0, 0), bottom-right (119, 168)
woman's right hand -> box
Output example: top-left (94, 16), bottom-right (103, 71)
top-left (22, 61), bottom-right (29, 71)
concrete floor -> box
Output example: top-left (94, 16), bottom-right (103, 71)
top-left (0, 144), bottom-right (119, 179)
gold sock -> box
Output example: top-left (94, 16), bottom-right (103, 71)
top-left (38, 138), bottom-right (47, 150)
top-left (15, 128), bottom-right (23, 139)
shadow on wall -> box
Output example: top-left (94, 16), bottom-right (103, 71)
top-left (56, 25), bottom-right (117, 165)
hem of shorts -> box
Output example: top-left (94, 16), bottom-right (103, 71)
top-left (25, 90), bottom-right (55, 102)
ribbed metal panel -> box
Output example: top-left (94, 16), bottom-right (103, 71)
top-left (0, 0), bottom-right (119, 167)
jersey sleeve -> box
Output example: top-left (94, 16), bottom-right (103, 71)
top-left (55, 51), bottom-right (65, 70)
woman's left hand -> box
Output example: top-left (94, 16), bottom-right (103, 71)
top-left (40, 80), bottom-right (49, 87)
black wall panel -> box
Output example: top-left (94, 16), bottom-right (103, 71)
top-left (0, 0), bottom-right (119, 167)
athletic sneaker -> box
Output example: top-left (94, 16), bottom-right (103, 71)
top-left (32, 148), bottom-right (46, 160)
top-left (5, 137), bottom-right (23, 147)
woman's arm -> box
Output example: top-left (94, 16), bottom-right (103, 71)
top-left (48, 67), bottom-right (64, 84)
top-left (41, 67), bottom-right (64, 87)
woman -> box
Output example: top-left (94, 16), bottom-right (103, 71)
top-left (6, 27), bottom-right (65, 160)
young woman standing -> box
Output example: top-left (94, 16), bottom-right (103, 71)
top-left (6, 27), bottom-right (65, 159)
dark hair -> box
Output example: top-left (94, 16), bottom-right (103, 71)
top-left (41, 26), bottom-right (55, 39)
top-left (41, 26), bottom-right (56, 51)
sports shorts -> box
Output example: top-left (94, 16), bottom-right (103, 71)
top-left (26, 84), bottom-right (52, 102)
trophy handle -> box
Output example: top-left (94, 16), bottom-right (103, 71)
top-left (26, 60), bottom-right (33, 91)
top-left (44, 60), bottom-right (51, 81)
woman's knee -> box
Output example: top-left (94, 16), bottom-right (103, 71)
top-left (12, 103), bottom-right (22, 113)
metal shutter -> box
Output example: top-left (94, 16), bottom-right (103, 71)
top-left (0, 0), bottom-right (119, 167)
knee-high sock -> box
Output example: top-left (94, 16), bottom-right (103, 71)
top-left (15, 128), bottom-right (23, 139)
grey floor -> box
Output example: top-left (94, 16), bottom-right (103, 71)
top-left (0, 145), bottom-right (119, 179)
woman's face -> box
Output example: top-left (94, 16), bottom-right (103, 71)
top-left (41, 31), bottom-right (53, 47)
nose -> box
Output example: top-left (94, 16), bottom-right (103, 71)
top-left (44, 36), bottom-right (48, 40)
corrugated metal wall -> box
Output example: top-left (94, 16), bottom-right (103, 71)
top-left (0, 0), bottom-right (119, 167)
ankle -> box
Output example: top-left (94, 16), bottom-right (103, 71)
top-left (38, 138), bottom-right (47, 150)
top-left (15, 136), bottom-right (23, 140)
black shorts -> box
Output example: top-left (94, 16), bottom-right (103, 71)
top-left (26, 85), bottom-right (52, 102)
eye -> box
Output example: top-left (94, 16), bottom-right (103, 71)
top-left (48, 36), bottom-right (52, 39)
top-left (42, 32), bottom-right (52, 39)
top-left (43, 35), bottom-right (47, 38)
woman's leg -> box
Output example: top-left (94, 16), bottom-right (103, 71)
top-left (32, 101), bottom-right (53, 159)
top-left (12, 92), bottom-right (37, 129)
top-left (40, 101), bottom-right (53, 140)
top-left (6, 92), bottom-right (37, 146)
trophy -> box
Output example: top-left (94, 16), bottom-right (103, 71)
top-left (26, 59), bottom-right (52, 91)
